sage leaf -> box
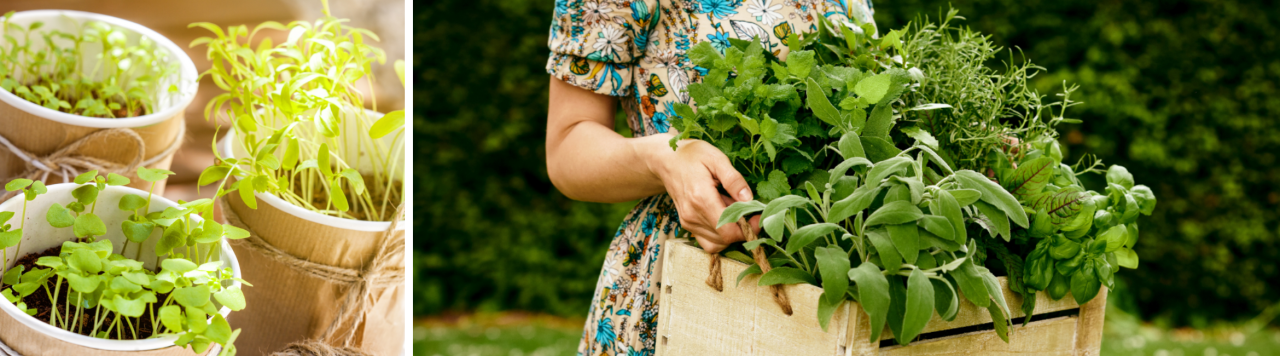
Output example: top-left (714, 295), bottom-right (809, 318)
top-left (848, 262), bottom-right (891, 342)
top-left (917, 215), bottom-right (955, 242)
top-left (838, 132), bottom-right (865, 160)
top-left (817, 291), bottom-right (842, 332)
top-left (716, 200), bottom-right (766, 229)
top-left (736, 264), bottom-right (762, 287)
top-left (954, 170), bottom-right (1029, 228)
top-left (860, 136), bottom-right (901, 163)
top-left (815, 246), bottom-right (850, 305)
top-left (897, 268), bottom-right (935, 345)
top-left (987, 302), bottom-right (1010, 343)
top-left (972, 201), bottom-right (1011, 241)
top-left (829, 157), bottom-right (873, 179)
top-left (932, 189), bottom-right (966, 243)
top-left (786, 223), bottom-right (844, 255)
top-left (886, 223), bottom-right (920, 264)
top-left (951, 252), bottom-right (990, 308)
top-left (931, 277), bottom-right (959, 322)
top-left (758, 267), bottom-right (817, 286)
top-left (865, 200), bottom-right (923, 227)
top-left (828, 185), bottom-right (878, 223)
top-left (866, 156), bottom-right (912, 186)
top-left (947, 189), bottom-right (981, 206)
top-left (806, 78), bottom-right (842, 128)
top-left (866, 229), bottom-right (902, 272)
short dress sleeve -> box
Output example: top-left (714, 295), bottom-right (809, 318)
top-left (546, 0), bottom-right (661, 97)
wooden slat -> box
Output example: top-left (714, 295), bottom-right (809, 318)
top-left (658, 241), bottom-right (852, 356)
top-left (877, 316), bottom-right (1080, 356)
top-left (657, 241), bottom-right (1105, 356)
top-left (1074, 287), bottom-right (1108, 356)
top-left (880, 276), bottom-right (1080, 341)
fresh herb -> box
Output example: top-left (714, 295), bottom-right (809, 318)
top-left (192, 0), bottom-right (403, 221)
top-left (0, 169), bottom-right (250, 355)
top-left (681, 17), bottom-right (1015, 344)
top-left (0, 12), bottom-right (181, 117)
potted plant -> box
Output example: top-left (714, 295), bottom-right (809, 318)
top-left (0, 169), bottom-right (249, 355)
top-left (191, 0), bottom-right (405, 353)
top-left (0, 11), bottom-right (197, 194)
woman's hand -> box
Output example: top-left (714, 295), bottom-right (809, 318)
top-left (647, 138), bottom-right (761, 253)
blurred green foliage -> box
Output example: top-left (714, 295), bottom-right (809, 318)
top-left (415, 0), bottom-right (633, 316)
top-left (416, 0), bottom-right (1280, 326)
top-left (875, 0), bottom-right (1280, 326)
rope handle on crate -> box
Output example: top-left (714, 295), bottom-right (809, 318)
top-left (705, 219), bottom-right (793, 315)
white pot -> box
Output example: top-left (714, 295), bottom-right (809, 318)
top-left (215, 109), bottom-right (406, 355)
top-left (0, 184), bottom-right (241, 353)
top-left (216, 109), bottom-right (406, 232)
top-left (0, 10), bottom-right (198, 128)
top-left (0, 10), bottom-right (199, 194)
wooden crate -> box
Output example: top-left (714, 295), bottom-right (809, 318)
top-left (655, 241), bottom-right (1106, 356)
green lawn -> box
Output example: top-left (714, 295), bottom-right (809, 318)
top-left (415, 312), bottom-right (1280, 356)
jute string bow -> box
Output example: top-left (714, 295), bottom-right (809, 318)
top-left (0, 120), bottom-right (185, 200)
top-left (705, 219), bottom-right (794, 315)
top-left (219, 196), bottom-right (406, 348)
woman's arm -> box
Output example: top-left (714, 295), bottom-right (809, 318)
top-left (546, 77), bottom-right (759, 253)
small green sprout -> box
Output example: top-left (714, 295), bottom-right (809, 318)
top-left (0, 11), bottom-right (182, 118)
top-left (192, 0), bottom-right (402, 222)
top-left (1, 171), bottom-right (249, 354)
top-left (1, 178), bottom-right (46, 286)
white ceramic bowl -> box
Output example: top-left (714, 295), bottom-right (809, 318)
top-left (0, 10), bottom-right (198, 128)
top-left (0, 184), bottom-right (241, 351)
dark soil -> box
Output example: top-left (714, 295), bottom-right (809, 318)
top-left (291, 173), bottom-right (403, 221)
top-left (11, 247), bottom-right (168, 340)
top-left (11, 78), bottom-right (145, 118)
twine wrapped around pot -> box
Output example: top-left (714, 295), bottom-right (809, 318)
top-left (704, 219), bottom-right (793, 315)
top-left (218, 196), bottom-right (406, 348)
top-left (0, 119), bottom-right (185, 201)
top-left (0, 338), bottom-right (16, 356)
top-left (269, 341), bottom-right (374, 356)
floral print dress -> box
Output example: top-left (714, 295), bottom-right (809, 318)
top-left (546, 1), bottom-right (876, 355)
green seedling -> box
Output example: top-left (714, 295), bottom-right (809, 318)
top-left (192, 0), bottom-right (403, 222)
top-left (0, 12), bottom-right (181, 118)
top-left (1, 178), bottom-right (46, 286)
top-left (1, 172), bottom-right (249, 355)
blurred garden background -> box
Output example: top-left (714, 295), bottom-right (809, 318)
top-left (417, 0), bottom-right (1280, 354)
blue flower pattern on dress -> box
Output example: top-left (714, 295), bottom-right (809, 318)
top-left (546, 1), bottom-right (875, 355)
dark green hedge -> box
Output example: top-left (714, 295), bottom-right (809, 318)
top-left (414, 0), bottom-right (633, 317)
top-left (416, 0), bottom-right (1280, 326)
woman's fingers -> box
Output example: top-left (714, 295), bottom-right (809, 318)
top-left (705, 150), bottom-right (752, 202)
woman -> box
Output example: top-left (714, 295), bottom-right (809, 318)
top-left (545, 1), bottom-right (877, 354)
